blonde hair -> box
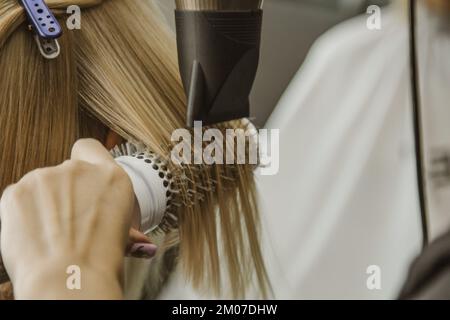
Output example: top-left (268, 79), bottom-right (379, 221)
top-left (0, 0), bottom-right (269, 298)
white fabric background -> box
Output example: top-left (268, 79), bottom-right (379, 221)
top-left (255, 4), bottom-right (422, 299)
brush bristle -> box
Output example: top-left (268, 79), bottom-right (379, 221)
top-left (175, 0), bottom-right (263, 10)
top-left (109, 118), bottom-right (260, 234)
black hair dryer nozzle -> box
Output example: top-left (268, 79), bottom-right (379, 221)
top-left (175, 9), bottom-right (263, 127)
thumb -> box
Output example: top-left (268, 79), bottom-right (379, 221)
top-left (70, 138), bottom-right (115, 165)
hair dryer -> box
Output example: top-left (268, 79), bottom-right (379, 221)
top-left (175, 0), bottom-right (264, 127)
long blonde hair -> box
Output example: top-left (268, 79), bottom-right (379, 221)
top-left (0, 0), bottom-right (269, 298)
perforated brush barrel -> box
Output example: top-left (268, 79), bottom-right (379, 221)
top-left (175, 9), bottom-right (263, 126)
top-left (115, 152), bottom-right (175, 235)
top-left (110, 143), bottom-right (177, 235)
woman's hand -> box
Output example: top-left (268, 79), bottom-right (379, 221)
top-left (0, 139), bottom-right (136, 299)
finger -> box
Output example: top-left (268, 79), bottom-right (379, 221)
top-left (70, 138), bottom-right (114, 165)
top-left (125, 228), bottom-right (157, 259)
top-left (125, 228), bottom-right (151, 253)
top-left (129, 243), bottom-right (157, 259)
top-left (129, 228), bottom-right (152, 244)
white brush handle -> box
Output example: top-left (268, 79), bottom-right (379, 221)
top-left (115, 155), bottom-right (169, 234)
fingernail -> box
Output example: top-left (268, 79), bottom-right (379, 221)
top-left (130, 243), bottom-right (157, 259)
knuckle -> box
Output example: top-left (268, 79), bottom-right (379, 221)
top-left (30, 168), bottom-right (57, 186)
top-left (72, 138), bottom-right (94, 149)
top-left (0, 186), bottom-right (13, 204)
top-left (61, 159), bottom-right (84, 171)
top-left (35, 168), bottom-right (54, 180)
top-left (60, 159), bottom-right (74, 168)
top-left (72, 138), bottom-right (101, 153)
top-left (60, 159), bottom-right (94, 177)
top-left (20, 167), bottom-right (63, 194)
top-left (19, 169), bottom-right (40, 186)
top-left (1, 184), bottom-right (26, 207)
top-left (1, 186), bottom-right (14, 204)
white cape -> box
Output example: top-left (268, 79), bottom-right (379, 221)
top-left (257, 3), bottom-right (450, 299)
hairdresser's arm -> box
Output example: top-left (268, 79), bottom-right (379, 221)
top-left (0, 139), bottom-right (135, 299)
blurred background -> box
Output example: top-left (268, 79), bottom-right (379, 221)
top-left (144, 0), bottom-right (450, 301)
top-left (158, 0), bottom-right (390, 126)
top-left (153, 0), bottom-right (427, 300)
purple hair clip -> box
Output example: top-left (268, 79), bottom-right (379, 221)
top-left (20, 0), bottom-right (63, 59)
